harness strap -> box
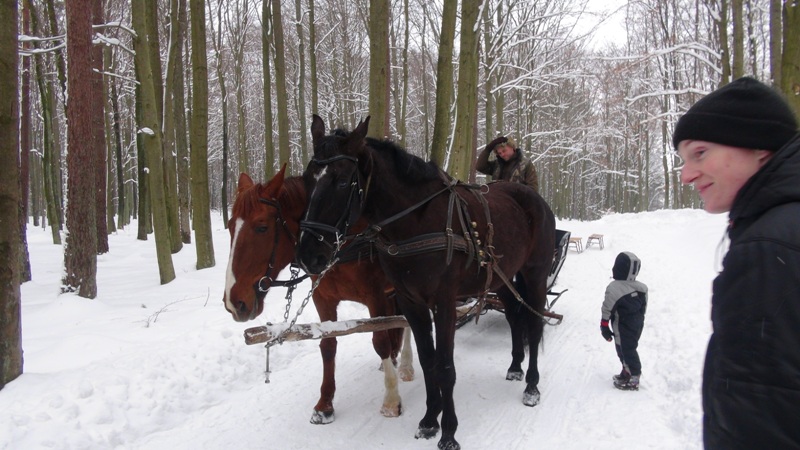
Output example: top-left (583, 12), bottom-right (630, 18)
top-left (368, 183), bottom-right (453, 233)
top-left (491, 263), bottom-right (563, 326)
top-left (370, 232), bottom-right (475, 258)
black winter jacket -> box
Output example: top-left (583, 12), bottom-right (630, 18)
top-left (703, 133), bottom-right (800, 449)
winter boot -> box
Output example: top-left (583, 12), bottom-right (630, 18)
top-left (614, 374), bottom-right (639, 391)
top-left (612, 368), bottom-right (630, 383)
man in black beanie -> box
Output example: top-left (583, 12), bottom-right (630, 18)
top-left (674, 77), bottom-right (800, 449)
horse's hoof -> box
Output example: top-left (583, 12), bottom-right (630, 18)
top-left (506, 369), bottom-right (524, 381)
top-left (380, 401), bottom-right (402, 418)
top-left (310, 409), bottom-right (335, 424)
top-left (415, 425), bottom-right (439, 440)
top-left (398, 365), bottom-right (415, 382)
top-left (438, 437), bottom-right (461, 450)
top-left (523, 385), bottom-right (540, 407)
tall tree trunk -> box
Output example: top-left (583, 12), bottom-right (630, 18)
top-left (482, 2), bottom-right (493, 140)
top-left (136, 79), bottom-right (151, 240)
top-left (449, 0), bottom-right (482, 181)
top-left (262, 0), bottom-right (276, 179)
top-left (132, 0), bottom-right (176, 284)
top-left (92, 0), bottom-right (109, 254)
top-left (19, 0), bottom-right (31, 281)
top-left (44, 0), bottom-right (66, 104)
top-left (62, 0), bottom-right (98, 298)
top-left (428, 0), bottom-right (457, 166)
top-left (190, 0), bottom-right (216, 270)
top-left (367, 0), bottom-right (390, 139)
top-left (43, 0), bottom-right (65, 231)
top-left (719, 0), bottom-right (732, 85)
top-left (732, 0), bottom-right (744, 78)
top-left (769, 0), bottom-right (782, 87)
top-left (102, 45), bottom-right (116, 234)
top-left (27, 0), bottom-right (60, 244)
top-left (309, 0), bottom-right (318, 115)
top-left (211, 2), bottom-right (230, 225)
top-left (163, 0), bottom-right (184, 253)
top-left (398, 0), bottom-right (409, 147)
top-left (782, 0), bottom-right (799, 120)
top-left (108, 48), bottom-right (126, 231)
top-left (271, 0), bottom-right (292, 173)
top-left (294, 0), bottom-right (309, 161)
top-left (0, 0), bottom-right (23, 390)
top-left (174, 0), bottom-right (191, 244)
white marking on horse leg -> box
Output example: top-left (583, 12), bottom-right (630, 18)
top-left (398, 328), bottom-right (415, 382)
top-left (224, 218), bottom-right (244, 312)
top-left (380, 358), bottom-right (402, 417)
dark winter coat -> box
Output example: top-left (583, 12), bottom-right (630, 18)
top-left (476, 146), bottom-right (539, 192)
top-left (602, 252), bottom-right (648, 376)
top-left (703, 133), bottom-right (800, 449)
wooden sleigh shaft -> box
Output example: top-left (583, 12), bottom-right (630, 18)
top-left (244, 299), bottom-right (563, 345)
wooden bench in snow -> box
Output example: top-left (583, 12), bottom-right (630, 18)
top-left (568, 237), bottom-right (583, 253)
top-left (586, 234), bottom-right (604, 249)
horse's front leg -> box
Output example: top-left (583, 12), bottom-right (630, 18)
top-left (397, 327), bottom-right (415, 382)
top-left (311, 296), bottom-right (338, 424)
top-left (311, 336), bottom-right (337, 424)
top-left (399, 300), bottom-right (441, 441)
top-left (433, 298), bottom-right (460, 450)
top-left (371, 328), bottom-right (402, 417)
top-left (367, 290), bottom-right (406, 417)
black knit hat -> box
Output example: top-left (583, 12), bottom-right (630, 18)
top-left (672, 77), bottom-right (798, 151)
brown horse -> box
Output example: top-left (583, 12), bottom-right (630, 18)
top-left (297, 116), bottom-right (555, 450)
top-left (223, 165), bottom-right (414, 424)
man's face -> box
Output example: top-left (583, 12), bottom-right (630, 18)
top-left (496, 144), bottom-right (515, 161)
top-left (677, 140), bottom-right (771, 214)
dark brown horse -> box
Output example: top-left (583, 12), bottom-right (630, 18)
top-left (223, 165), bottom-right (414, 424)
top-left (296, 116), bottom-right (555, 450)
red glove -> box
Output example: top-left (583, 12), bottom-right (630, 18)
top-left (600, 320), bottom-right (613, 342)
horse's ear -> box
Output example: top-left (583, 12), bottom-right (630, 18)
top-left (346, 116), bottom-right (370, 156)
top-left (353, 116), bottom-right (370, 140)
top-left (311, 114), bottom-right (326, 147)
top-left (261, 164), bottom-right (287, 199)
top-left (238, 173), bottom-right (254, 191)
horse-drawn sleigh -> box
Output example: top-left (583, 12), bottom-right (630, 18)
top-left (224, 116), bottom-right (571, 450)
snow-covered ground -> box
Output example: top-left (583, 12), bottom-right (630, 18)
top-left (1, 209), bottom-right (727, 449)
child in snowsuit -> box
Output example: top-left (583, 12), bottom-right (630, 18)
top-left (600, 251), bottom-right (648, 390)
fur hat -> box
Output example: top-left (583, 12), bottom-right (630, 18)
top-left (504, 136), bottom-right (518, 150)
top-left (672, 77), bottom-right (798, 151)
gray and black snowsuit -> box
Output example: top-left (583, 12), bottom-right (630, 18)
top-left (601, 252), bottom-right (648, 376)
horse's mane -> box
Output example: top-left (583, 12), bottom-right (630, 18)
top-left (232, 175), bottom-right (306, 219)
top-left (280, 177), bottom-right (307, 210)
top-left (365, 137), bottom-right (441, 184)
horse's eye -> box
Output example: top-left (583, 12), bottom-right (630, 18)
top-left (337, 179), bottom-right (349, 189)
top-left (255, 226), bottom-right (269, 233)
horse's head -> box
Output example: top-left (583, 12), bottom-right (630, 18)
top-left (224, 165), bottom-right (301, 322)
top-left (297, 115), bottom-right (371, 275)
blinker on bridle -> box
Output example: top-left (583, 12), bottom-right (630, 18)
top-left (299, 154), bottom-right (364, 250)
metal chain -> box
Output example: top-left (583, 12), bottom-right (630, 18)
top-left (263, 233), bottom-right (348, 383)
top-left (268, 234), bottom-right (346, 347)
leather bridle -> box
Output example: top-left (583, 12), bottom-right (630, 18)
top-left (255, 197), bottom-right (309, 293)
top-left (299, 154), bottom-right (365, 251)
